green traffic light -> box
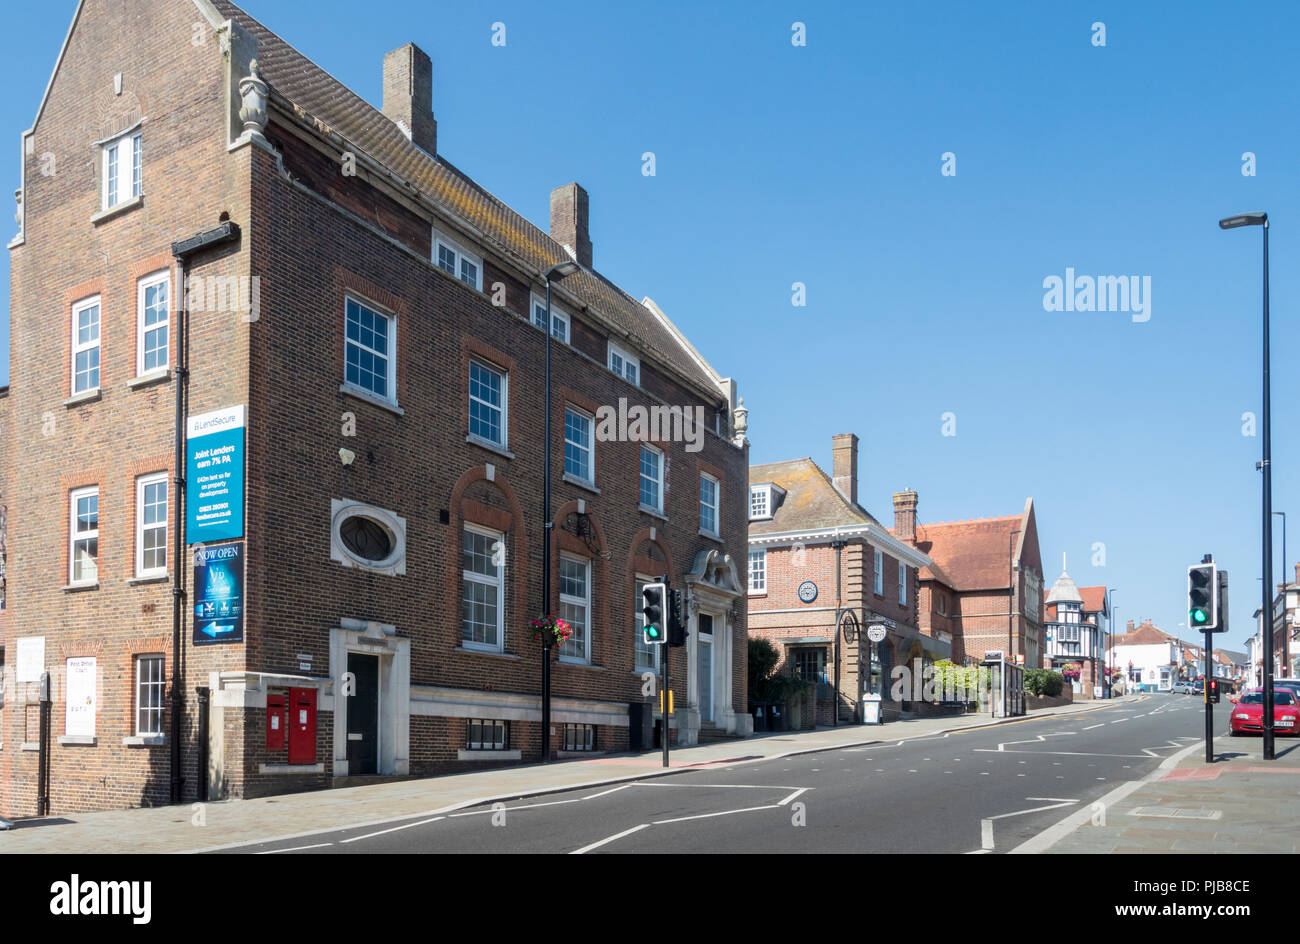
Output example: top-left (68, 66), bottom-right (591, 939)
top-left (1191, 608), bottom-right (1207, 624)
top-left (647, 626), bottom-right (660, 638)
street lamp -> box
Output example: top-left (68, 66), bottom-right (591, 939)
top-left (1275, 511), bottom-right (1287, 678)
top-left (1107, 589), bottom-right (1117, 699)
top-left (539, 259), bottom-right (581, 763)
top-left (1219, 210), bottom-right (1274, 760)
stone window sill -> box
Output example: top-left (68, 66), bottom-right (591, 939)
top-left (639, 504), bottom-right (668, 522)
top-left (127, 574), bottom-right (170, 586)
top-left (557, 659), bottom-right (606, 672)
top-left (90, 194), bottom-right (144, 226)
top-left (562, 473), bottom-right (599, 495)
top-left (21, 742), bottom-right (39, 752)
top-left (453, 646), bottom-right (521, 660)
top-left (466, 435), bottom-right (514, 460)
top-left (127, 368), bottom-right (171, 390)
top-left (339, 383), bottom-right (405, 416)
top-left (62, 582), bottom-right (100, 593)
top-left (58, 735), bottom-right (97, 746)
top-left (123, 734), bottom-right (166, 747)
top-left (698, 529), bottom-right (723, 544)
top-left (63, 388), bottom-right (101, 407)
top-left (457, 749), bottom-right (521, 762)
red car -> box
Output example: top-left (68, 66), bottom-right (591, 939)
top-left (1230, 688), bottom-right (1299, 736)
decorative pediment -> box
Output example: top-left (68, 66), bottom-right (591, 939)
top-left (686, 548), bottom-right (744, 598)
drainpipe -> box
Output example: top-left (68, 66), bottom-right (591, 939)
top-left (168, 222), bottom-right (241, 804)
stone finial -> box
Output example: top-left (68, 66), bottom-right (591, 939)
top-left (238, 59), bottom-right (269, 137)
top-left (13, 188), bottom-right (21, 230)
top-left (732, 396), bottom-right (748, 444)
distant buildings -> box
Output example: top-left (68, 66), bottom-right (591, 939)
top-left (1111, 620), bottom-right (1180, 693)
top-left (1042, 559), bottom-right (1111, 698)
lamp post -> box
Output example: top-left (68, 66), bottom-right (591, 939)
top-left (1219, 211), bottom-right (1274, 760)
top-left (539, 260), bottom-right (581, 763)
top-left (1275, 511), bottom-right (1287, 678)
top-left (1106, 590), bottom-right (1117, 699)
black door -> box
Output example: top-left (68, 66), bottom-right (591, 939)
top-left (346, 653), bottom-right (379, 775)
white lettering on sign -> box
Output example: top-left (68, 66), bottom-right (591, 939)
top-left (271, 716), bottom-right (280, 731)
top-left (299, 709), bottom-right (307, 725)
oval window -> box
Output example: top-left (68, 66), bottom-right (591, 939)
top-left (339, 515), bottom-right (393, 562)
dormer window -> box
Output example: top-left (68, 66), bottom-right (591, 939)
top-left (433, 230), bottom-right (483, 290)
top-left (608, 342), bottom-right (639, 386)
top-left (531, 294), bottom-right (570, 343)
top-left (749, 486), bottom-right (771, 520)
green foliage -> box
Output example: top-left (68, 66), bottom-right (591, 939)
top-left (933, 659), bottom-right (983, 701)
top-left (1024, 668), bottom-right (1065, 697)
top-left (747, 638), bottom-right (811, 704)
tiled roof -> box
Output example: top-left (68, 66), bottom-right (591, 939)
top-left (913, 514), bottom-right (1022, 590)
top-left (210, 0), bottom-right (722, 398)
top-left (1112, 620), bottom-right (1174, 647)
top-left (1078, 585), bottom-right (1108, 615)
top-left (1045, 569), bottom-right (1083, 605)
top-left (748, 458), bottom-right (879, 535)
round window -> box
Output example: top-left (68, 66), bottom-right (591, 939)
top-left (339, 515), bottom-right (394, 562)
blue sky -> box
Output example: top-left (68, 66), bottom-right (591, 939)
top-left (3, 1), bottom-right (1297, 653)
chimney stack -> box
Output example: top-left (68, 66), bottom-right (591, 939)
top-left (831, 433), bottom-right (858, 506)
top-left (892, 489), bottom-right (918, 542)
top-left (382, 44), bottom-right (436, 155)
top-left (549, 183), bottom-right (592, 268)
top-left (1126, 620), bottom-right (1135, 632)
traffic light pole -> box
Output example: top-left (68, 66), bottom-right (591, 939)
top-left (1204, 628), bottom-right (1214, 764)
top-left (661, 639), bottom-right (670, 768)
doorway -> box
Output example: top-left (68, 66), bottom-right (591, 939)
top-left (346, 652), bottom-right (379, 775)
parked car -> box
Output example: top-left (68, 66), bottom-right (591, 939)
top-left (1273, 679), bottom-right (1300, 699)
top-left (1230, 688), bottom-right (1299, 736)
top-left (1171, 681), bottom-right (1196, 694)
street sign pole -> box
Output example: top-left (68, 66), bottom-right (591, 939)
top-left (1204, 627), bottom-right (1214, 764)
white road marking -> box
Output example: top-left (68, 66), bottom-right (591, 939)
top-left (980, 799), bottom-right (1079, 850)
top-left (570, 823), bottom-right (649, 854)
top-left (1083, 723), bottom-right (1104, 730)
top-left (450, 784), bottom-right (631, 816)
top-left (255, 842), bottom-right (333, 854)
top-left (634, 782), bottom-right (803, 790)
top-left (652, 804), bottom-right (780, 825)
top-left (340, 816), bottom-right (446, 843)
top-left (778, 788), bottom-right (808, 806)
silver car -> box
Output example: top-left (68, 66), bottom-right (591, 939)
top-left (1171, 681), bottom-right (1196, 694)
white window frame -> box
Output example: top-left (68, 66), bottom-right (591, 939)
top-left (898, 560), bottom-right (907, 605)
top-left (468, 358), bottom-right (509, 448)
top-left (135, 653), bottom-right (165, 736)
top-left (633, 573), bottom-right (661, 671)
top-left (135, 472), bottom-right (168, 578)
top-left (749, 485), bottom-right (771, 520)
top-left (564, 406), bottom-right (594, 485)
top-left (343, 294), bottom-right (399, 405)
top-left (531, 293), bottom-right (570, 344)
top-left (136, 270), bottom-right (171, 376)
top-left (608, 341), bottom-right (640, 386)
top-left (873, 548), bottom-right (883, 595)
top-left (639, 444), bottom-right (664, 514)
top-left (700, 473), bottom-right (719, 537)
top-left (433, 230), bottom-right (484, 291)
top-left (461, 523), bottom-right (505, 652)
top-left (70, 295), bottom-right (102, 394)
top-left (558, 553), bottom-right (591, 664)
top-left (748, 549), bottom-right (767, 594)
top-left (69, 486), bottom-right (99, 586)
top-left (101, 130), bottom-right (142, 211)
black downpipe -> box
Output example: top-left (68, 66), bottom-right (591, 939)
top-left (196, 686), bottom-right (210, 801)
top-left (169, 222), bottom-right (240, 804)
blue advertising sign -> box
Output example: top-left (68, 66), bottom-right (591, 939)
top-left (186, 405), bottom-right (245, 542)
top-left (193, 541), bottom-right (245, 646)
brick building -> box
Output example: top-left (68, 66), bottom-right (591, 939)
top-left (747, 434), bottom-right (938, 724)
top-left (2, 0), bottom-right (751, 815)
top-left (905, 495), bottom-right (1045, 668)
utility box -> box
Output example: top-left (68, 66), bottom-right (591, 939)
top-left (288, 687), bottom-right (317, 765)
top-left (266, 693), bottom-right (287, 752)
top-left (862, 693), bottom-right (883, 725)
top-left (628, 700), bottom-right (654, 751)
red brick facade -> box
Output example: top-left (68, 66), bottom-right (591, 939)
top-left (1, 0), bottom-right (749, 815)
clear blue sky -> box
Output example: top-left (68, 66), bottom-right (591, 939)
top-left (3, 0), bottom-right (1297, 653)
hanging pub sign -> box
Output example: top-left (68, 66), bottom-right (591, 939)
top-left (186, 405), bottom-right (246, 543)
top-left (193, 541), bottom-right (245, 646)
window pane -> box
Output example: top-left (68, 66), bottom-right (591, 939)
top-left (344, 300), bottom-right (391, 398)
top-left (469, 361), bottom-right (503, 443)
top-left (640, 447), bottom-right (660, 509)
top-left (564, 409), bottom-right (591, 481)
top-left (437, 244), bottom-right (456, 275)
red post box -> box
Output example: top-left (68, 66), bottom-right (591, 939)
top-left (287, 687), bottom-right (317, 765)
top-left (266, 694), bottom-right (287, 752)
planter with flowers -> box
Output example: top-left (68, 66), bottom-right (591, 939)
top-left (1061, 663), bottom-right (1082, 683)
top-left (531, 615), bottom-right (572, 649)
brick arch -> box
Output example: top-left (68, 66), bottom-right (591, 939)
top-left (551, 501), bottom-right (610, 665)
top-left (447, 466), bottom-right (529, 651)
top-left (626, 528), bottom-right (676, 586)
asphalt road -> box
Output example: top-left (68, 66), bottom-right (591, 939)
top-left (221, 694), bottom-right (1233, 854)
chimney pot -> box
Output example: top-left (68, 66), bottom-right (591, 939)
top-left (382, 44), bottom-right (436, 155)
top-left (550, 183), bottom-right (592, 268)
top-left (893, 489), bottom-right (918, 542)
top-left (831, 433), bottom-right (858, 506)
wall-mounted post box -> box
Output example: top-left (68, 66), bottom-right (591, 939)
top-left (288, 687), bottom-right (317, 765)
top-left (266, 694), bottom-right (287, 752)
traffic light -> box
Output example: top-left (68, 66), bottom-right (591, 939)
top-left (1187, 563), bottom-right (1218, 631)
top-left (1207, 678), bottom-right (1222, 704)
top-left (668, 588), bottom-right (689, 647)
top-left (641, 582), bottom-right (667, 646)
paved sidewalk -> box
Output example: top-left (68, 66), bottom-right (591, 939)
top-left (1034, 727), bottom-right (1300, 854)
top-left (0, 696), bottom-right (1130, 854)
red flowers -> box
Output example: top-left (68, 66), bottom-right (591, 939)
top-left (531, 615), bottom-right (572, 646)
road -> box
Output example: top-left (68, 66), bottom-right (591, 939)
top-left (220, 694), bottom-right (1232, 854)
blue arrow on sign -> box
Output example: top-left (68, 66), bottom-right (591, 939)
top-left (201, 623), bottom-right (236, 638)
